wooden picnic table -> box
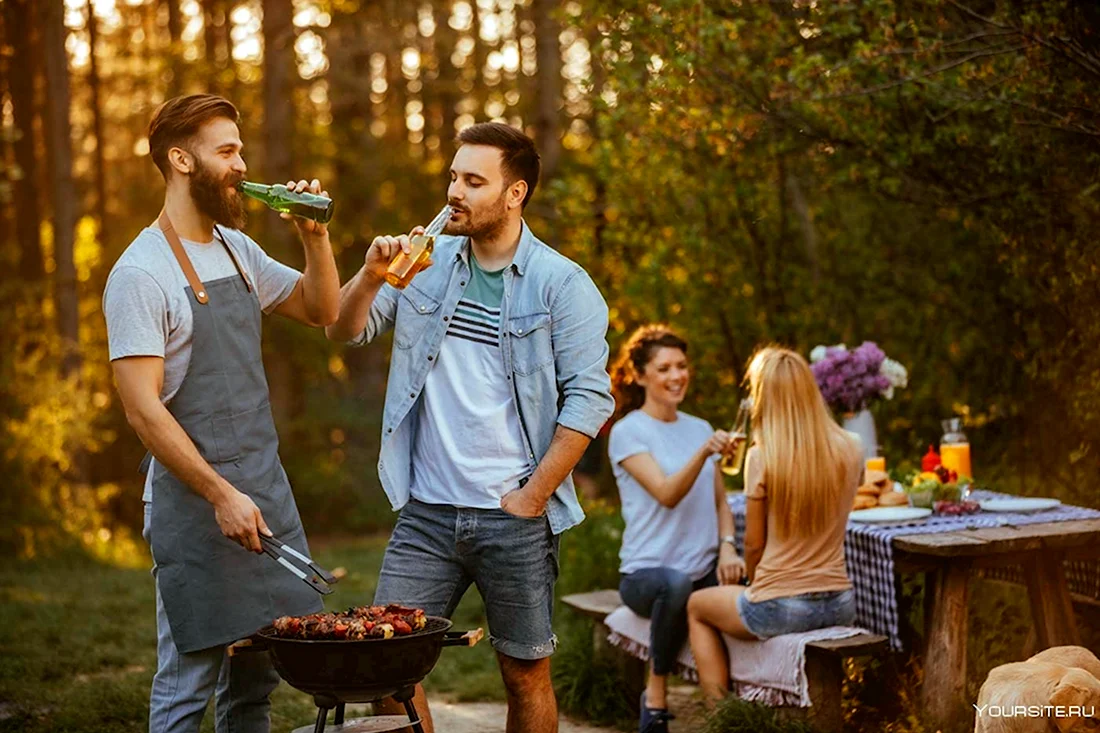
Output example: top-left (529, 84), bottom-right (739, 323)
top-left (892, 517), bottom-right (1100, 729)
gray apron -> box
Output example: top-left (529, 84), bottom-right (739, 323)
top-left (145, 212), bottom-right (322, 654)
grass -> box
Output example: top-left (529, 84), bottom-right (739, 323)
top-left (0, 536), bottom-right (503, 733)
top-left (3, 516), bottom-right (1096, 733)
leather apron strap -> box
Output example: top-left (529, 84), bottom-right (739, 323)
top-left (157, 211), bottom-right (253, 303)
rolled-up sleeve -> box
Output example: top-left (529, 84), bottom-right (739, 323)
top-left (551, 269), bottom-right (614, 438)
top-left (349, 282), bottom-right (399, 346)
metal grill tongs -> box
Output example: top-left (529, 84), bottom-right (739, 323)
top-left (260, 535), bottom-right (339, 595)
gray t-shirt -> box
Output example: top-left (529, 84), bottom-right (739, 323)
top-left (609, 410), bottom-right (720, 580)
top-left (103, 225), bottom-right (301, 500)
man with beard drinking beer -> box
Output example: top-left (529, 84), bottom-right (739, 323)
top-left (326, 122), bottom-right (614, 732)
top-left (102, 94), bottom-right (339, 733)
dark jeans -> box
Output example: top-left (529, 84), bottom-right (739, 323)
top-left (619, 565), bottom-right (718, 675)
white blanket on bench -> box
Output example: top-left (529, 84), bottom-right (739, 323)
top-left (604, 605), bottom-right (866, 707)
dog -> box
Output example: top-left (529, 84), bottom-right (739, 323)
top-left (974, 659), bottom-right (1100, 733)
top-left (1029, 647), bottom-right (1100, 682)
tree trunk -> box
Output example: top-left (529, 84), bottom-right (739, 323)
top-left (531, 0), bottom-right (562, 179)
top-left (202, 0), bottom-right (222, 91)
top-left (3, 0), bottom-right (44, 283)
top-left (224, 0), bottom-right (240, 101)
top-left (262, 0), bottom-right (297, 430)
top-left (163, 0), bottom-right (184, 94)
top-left (0, 11), bottom-right (9, 270)
top-left (40, 0), bottom-right (80, 375)
top-left (87, 0), bottom-right (109, 249)
top-left (262, 0), bottom-right (295, 258)
top-left (432, 0), bottom-right (459, 160)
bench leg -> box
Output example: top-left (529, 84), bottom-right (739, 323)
top-left (594, 622), bottom-right (646, 714)
top-left (922, 561), bottom-right (971, 731)
top-left (804, 649), bottom-right (843, 733)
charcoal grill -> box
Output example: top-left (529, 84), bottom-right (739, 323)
top-left (230, 616), bottom-right (483, 733)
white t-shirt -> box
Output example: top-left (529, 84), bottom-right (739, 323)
top-left (609, 410), bottom-right (720, 580)
top-left (410, 255), bottom-right (530, 508)
top-left (103, 226), bottom-right (301, 501)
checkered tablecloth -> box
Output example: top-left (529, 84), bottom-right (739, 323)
top-left (727, 490), bottom-right (1100, 651)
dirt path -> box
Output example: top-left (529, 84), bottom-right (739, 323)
top-left (327, 685), bottom-right (707, 732)
top-left (424, 685), bottom-right (707, 733)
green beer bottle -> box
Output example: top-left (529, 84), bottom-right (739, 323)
top-left (237, 181), bottom-right (334, 224)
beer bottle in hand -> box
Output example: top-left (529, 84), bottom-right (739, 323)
top-left (238, 181), bottom-right (334, 224)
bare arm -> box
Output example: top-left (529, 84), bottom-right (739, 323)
top-left (270, 178), bottom-right (340, 327)
top-left (112, 356), bottom-right (271, 553)
top-left (744, 496), bottom-right (767, 582)
top-left (500, 425), bottom-right (591, 518)
top-left (713, 465), bottom-right (746, 584)
top-left (618, 429), bottom-right (732, 509)
top-left (325, 227), bottom-right (428, 343)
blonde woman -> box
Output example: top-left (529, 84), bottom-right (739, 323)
top-left (608, 325), bottom-right (746, 733)
top-left (686, 346), bottom-right (863, 700)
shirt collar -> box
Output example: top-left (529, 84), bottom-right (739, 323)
top-left (453, 219), bottom-right (535, 276)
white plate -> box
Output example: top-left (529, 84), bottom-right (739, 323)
top-left (979, 498), bottom-right (1061, 513)
top-left (849, 507), bottom-right (933, 524)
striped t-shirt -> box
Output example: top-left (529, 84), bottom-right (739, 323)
top-left (410, 254), bottom-right (530, 507)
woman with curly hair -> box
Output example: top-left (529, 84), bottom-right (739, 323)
top-left (608, 324), bottom-right (746, 733)
top-left (687, 346), bottom-right (863, 700)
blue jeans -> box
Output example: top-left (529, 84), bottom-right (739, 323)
top-left (619, 566), bottom-right (718, 675)
top-left (737, 589), bottom-right (857, 640)
top-left (143, 503), bottom-right (280, 733)
top-left (374, 499), bottom-right (560, 660)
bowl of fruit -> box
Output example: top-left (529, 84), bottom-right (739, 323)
top-left (905, 465), bottom-right (976, 514)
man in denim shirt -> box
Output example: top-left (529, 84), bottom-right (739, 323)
top-left (327, 123), bottom-right (613, 732)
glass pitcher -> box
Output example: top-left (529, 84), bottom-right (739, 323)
top-left (940, 418), bottom-right (972, 479)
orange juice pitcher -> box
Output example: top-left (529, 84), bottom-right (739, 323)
top-left (940, 418), bottom-right (972, 478)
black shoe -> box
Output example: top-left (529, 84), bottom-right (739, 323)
top-left (640, 691), bottom-right (675, 733)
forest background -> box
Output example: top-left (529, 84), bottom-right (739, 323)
top-left (1, 0), bottom-right (1097, 560)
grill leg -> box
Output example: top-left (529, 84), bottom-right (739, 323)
top-left (401, 698), bottom-right (425, 733)
top-left (334, 703), bottom-right (345, 726)
top-left (312, 705), bottom-right (328, 733)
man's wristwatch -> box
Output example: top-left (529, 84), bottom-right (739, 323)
top-left (720, 535), bottom-right (737, 549)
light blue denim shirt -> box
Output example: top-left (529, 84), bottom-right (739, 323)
top-left (351, 221), bottom-right (614, 534)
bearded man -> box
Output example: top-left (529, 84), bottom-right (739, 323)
top-left (102, 94), bottom-right (340, 733)
top-left (326, 122), bottom-right (614, 733)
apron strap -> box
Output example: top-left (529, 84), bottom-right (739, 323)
top-left (158, 210), bottom-right (210, 305)
top-left (213, 226), bottom-right (253, 293)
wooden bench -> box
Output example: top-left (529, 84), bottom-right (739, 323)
top-left (561, 589), bottom-right (889, 733)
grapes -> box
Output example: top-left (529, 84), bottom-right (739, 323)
top-left (933, 500), bottom-right (980, 516)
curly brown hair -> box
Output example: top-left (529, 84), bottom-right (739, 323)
top-left (610, 324), bottom-right (689, 421)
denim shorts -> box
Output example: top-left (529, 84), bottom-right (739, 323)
top-left (374, 499), bottom-right (560, 660)
top-left (736, 588), bottom-right (856, 640)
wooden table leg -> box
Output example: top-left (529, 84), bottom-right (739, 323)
top-left (1023, 551), bottom-right (1081, 649)
top-left (922, 561), bottom-right (971, 731)
top-left (922, 570), bottom-right (938, 658)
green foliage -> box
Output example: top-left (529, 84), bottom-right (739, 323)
top-left (556, 498), bottom-right (626, 598)
top-left (0, 537), bottom-right (505, 733)
top-left (555, 0), bottom-right (1100, 505)
top-left (551, 617), bottom-right (637, 729)
top-left (703, 696), bottom-right (816, 733)
top-left (552, 499), bottom-right (633, 726)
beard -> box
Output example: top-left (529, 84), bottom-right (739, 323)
top-left (189, 157), bottom-right (247, 230)
top-left (443, 191), bottom-right (508, 241)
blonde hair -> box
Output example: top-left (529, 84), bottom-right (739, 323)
top-left (746, 346), bottom-right (859, 540)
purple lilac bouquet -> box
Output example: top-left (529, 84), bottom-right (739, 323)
top-left (809, 341), bottom-right (908, 414)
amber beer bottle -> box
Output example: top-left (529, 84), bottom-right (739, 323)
top-left (385, 205), bottom-right (453, 289)
top-left (237, 181), bottom-right (334, 223)
top-left (719, 398), bottom-right (753, 477)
